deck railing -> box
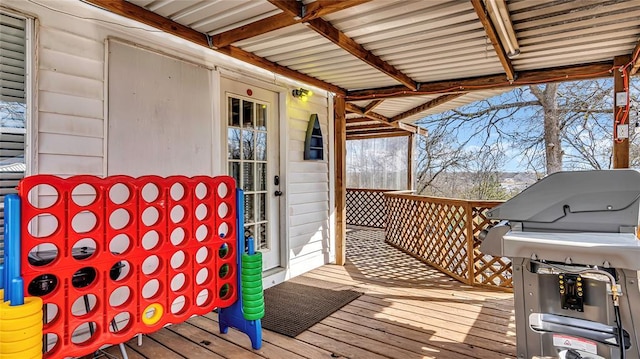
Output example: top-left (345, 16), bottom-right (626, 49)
top-left (384, 192), bottom-right (512, 291)
top-left (346, 188), bottom-right (389, 228)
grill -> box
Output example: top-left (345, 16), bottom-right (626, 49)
top-left (481, 170), bottom-right (640, 359)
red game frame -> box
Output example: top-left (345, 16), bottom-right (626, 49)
top-left (19, 175), bottom-right (238, 358)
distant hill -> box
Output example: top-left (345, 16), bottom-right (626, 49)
top-left (498, 172), bottom-right (539, 193)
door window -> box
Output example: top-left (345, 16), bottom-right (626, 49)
top-left (227, 96), bottom-right (269, 250)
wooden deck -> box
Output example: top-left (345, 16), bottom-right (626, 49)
top-left (97, 227), bottom-right (516, 359)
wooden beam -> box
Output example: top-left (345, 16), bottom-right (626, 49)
top-left (212, 13), bottom-right (295, 47)
top-left (614, 55), bottom-right (631, 168)
top-left (364, 100), bottom-right (383, 114)
top-left (345, 102), bottom-right (364, 114)
top-left (347, 132), bottom-right (410, 141)
top-left (630, 39), bottom-right (640, 76)
top-left (390, 93), bottom-right (465, 123)
top-left (268, 0), bottom-right (372, 20)
top-left (347, 128), bottom-right (408, 136)
top-left (346, 62), bottom-right (614, 100)
top-left (215, 46), bottom-right (344, 94)
top-left (82, 0), bottom-right (345, 95)
top-left (215, 0), bottom-right (371, 47)
top-left (346, 103), bottom-right (428, 135)
top-left (470, 0), bottom-right (516, 81)
top-left (362, 111), bottom-right (390, 124)
top-left (347, 123), bottom-right (392, 131)
top-left (305, 17), bottom-right (418, 90)
top-left (345, 103), bottom-right (391, 124)
top-left (334, 96), bottom-right (346, 266)
top-left (397, 122), bottom-right (428, 136)
top-left (346, 117), bottom-right (373, 124)
top-left (345, 102), bottom-right (390, 123)
top-left (266, 0), bottom-right (304, 18)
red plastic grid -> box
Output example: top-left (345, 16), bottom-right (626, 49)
top-left (18, 175), bottom-right (238, 359)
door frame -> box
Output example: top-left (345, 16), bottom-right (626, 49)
top-left (217, 70), bottom-right (289, 272)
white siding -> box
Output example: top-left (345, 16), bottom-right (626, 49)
top-left (37, 24), bottom-right (105, 176)
top-left (284, 91), bottom-right (331, 275)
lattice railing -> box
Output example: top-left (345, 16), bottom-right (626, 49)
top-left (385, 192), bottom-right (512, 291)
top-left (470, 203), bottom-right (513, 290)
top-left (346, 188), bottom-right (389, 228)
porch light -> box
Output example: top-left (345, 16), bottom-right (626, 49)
top-left (292, 88), bottom-right (312, 101)
top-left (485, 0), bottom-right (520, 59)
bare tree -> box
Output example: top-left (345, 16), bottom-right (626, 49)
top-left (530, 83), bottom-right (562, 173)
top-left (417, 79), bottom-right (633, 175)
top-left (414, 124), bottom-right (471, 195)
top-left (0, 101), bottom-right (27, 128)
top-left (461, 147), bottom-right (510, 200)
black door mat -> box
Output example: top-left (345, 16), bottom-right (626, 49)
top-left (261, 280), bottom-right (362, 337)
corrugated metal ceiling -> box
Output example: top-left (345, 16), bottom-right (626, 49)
top-left (122, 0), bottom-right (640, 131)
top-left (510, 0), bottom-right (640, 71)
top-left (128, 0), bottom-right (280, 35)
top-left (325, 0), bottom-right (505, 83)
top-left (235, 23), bottom-right (398, 91)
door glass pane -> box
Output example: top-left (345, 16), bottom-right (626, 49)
top-left (258, 193), bottom-right (266, 221)
top-left (258, 223), bottom-right (267, 249)
top-left (244, 224), bottom-right (255, 245)
top-left (257, 163), bottom-right (267, 191)
top-left (242, 163), bottom-right (254, 191)
top-left (228, 129), bottom-right (241, 159)
top-left (229, 162), bottom-right (240, 186)
top-left (242, 100), bottom-right (254, 129)
top-left (242, 131), bottom-right (254, 160)
top-left (256, 104), bottom-right (267, 130)
top-left (229, 98), bottom-right (240, 126)
top-left (256, 132), bottom-right (267, 161)
top-left (244, 194), bottom-right (255, 223)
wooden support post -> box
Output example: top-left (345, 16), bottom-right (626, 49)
top-left (407, 134), bottom-right (414, 191)
top-left (334, 96), bottom-right (347, 265)
top-left (613, 55), bottom-right (631, 168)
top-left (465, 203), bottom-right (475, 286)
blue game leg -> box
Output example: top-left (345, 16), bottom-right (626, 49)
top-left (218, 188), bottom-right (263, 350)
top-left (4, 194), bottom-right (24, 306)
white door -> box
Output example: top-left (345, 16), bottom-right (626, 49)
top-left (222, 78), bottom-right (281, 270)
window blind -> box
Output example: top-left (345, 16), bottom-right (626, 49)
top-left (0, 12), bottom-right (27, 263)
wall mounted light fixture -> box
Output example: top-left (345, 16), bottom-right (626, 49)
top-left (486, 0), bottom-right (520, 59)
top-left (292, 88), bottom-right (312, 101)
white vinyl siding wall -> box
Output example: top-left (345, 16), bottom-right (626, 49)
top-left (285, 93), bottom-right (332, 277)
top-left (38, 25), bottom-right (105, 176)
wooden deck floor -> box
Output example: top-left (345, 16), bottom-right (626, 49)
top-left (98, 227), bottom-right (516, 359)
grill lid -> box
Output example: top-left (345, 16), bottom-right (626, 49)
top-left (486, 170), bottom-right (640, 233)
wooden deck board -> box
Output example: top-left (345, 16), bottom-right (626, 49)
top-left (186, 315), bottom-right (301, 359)
top-left (202, 312), bottom-right (342, 359)
top-left (98, 227), bottom-right (516, 359)
top-left (124, 332), bottom-right (185, 358)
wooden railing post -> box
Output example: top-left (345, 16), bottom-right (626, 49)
top-left (465, 203), bottom-right (475, 286)
top-left (334, 96), bottom-right (346, 265)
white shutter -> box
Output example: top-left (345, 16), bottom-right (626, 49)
top-left (0, 13), bottom-right (26, 103)
top-left (0, 12), bottom-right (27, 262)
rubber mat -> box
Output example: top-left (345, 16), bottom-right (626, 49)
top-left (261, 280), bottom-right (362, 337)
